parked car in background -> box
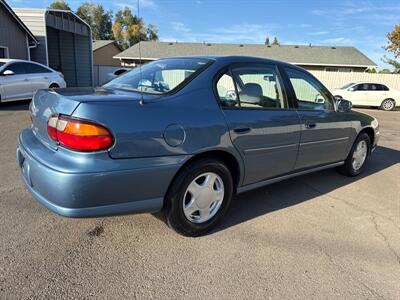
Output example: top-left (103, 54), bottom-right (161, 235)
top-left (0, 59), bottom-right (66, 102)
top-left (107, 67), bottom-right (130, 82)
top-left (17, 56), bottom-right (379, 236)
top-left (332, 82), bottom-right (399, 111)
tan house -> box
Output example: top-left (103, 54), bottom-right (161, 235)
top-left (93, 40), bottom-right (121, 67)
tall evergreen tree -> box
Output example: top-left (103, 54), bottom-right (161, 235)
top-left (272, 37), bottom-right (280, 46)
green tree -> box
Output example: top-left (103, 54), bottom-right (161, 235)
top-left (76, 2), bottom-right (113, 40)
top-left (48, 0), bottom-right (70, 10)
top-left (265, 36), bottom-right (270, 45)
top-left (272, 37), bottom-right (280, 46)
top-left (383, 24), bottom-right (400, 73)
top-left (112, 7), bottom-right (158, 49)
top-left (147, 24), bottom-right (159, 41)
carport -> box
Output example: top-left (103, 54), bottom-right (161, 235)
top-left (14, 8), bottom-right (93, 87)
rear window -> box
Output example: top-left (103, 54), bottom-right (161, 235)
top-left (25, 63), bottom-right (52, 74)
top-left (104, 58), bottom-right (212, 94)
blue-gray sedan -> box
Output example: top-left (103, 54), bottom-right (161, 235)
top-left (17, 56), bottom-right (380, 236)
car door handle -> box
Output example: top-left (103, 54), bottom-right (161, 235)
top-left (233, 127), bottom-right (251, 134)
top-left (24, 78), bottom-right (29, 81)
top-left (305, 121), bottom-right (316, 129)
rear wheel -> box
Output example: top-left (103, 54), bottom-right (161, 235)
top-left (380, 99), bottom-right (395, 111)
top-left (165, 159), bottom-right (233, 236)
top-left (338, 133), bottom-right (370, 176)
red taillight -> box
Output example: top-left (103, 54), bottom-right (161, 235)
top-left (47, 115), bottom-right (113, 152)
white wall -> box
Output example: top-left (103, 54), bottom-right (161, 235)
top-left (310, 71), bottom-right (400, 91)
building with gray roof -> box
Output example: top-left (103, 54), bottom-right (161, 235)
top-left (114, 41), bottom-right (376, 72)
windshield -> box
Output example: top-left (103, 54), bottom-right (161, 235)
top-left (0, 62), bottom-right (5, 68)
top-left (339, 83), bottom-right (355, 90)
top-left (104, 58), bottom-right (211, 94)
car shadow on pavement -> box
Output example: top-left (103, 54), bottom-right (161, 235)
top-left (211, 145), bottom-right (400, 235)
top-left (0, 100), bottom-right (31, 111)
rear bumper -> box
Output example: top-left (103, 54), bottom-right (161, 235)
top-left (17, 128), bottom-right (188, 217)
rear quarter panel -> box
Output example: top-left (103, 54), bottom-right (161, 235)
top-left (71, 60), bottom-right (243, 169)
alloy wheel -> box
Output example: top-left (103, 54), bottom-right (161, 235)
top-left (382, 99), bottom-right (394, 111)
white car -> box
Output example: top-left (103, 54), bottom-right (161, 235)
top-left (332, 82), bottom-right (399, 111)
top-left (0, 59), bottom-right (66, 102)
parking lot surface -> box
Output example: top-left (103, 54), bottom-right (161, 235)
top-left (0, 101), bottom-right (399, 299)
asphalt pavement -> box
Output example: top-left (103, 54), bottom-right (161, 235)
top-left (0, 101), bottom-right (399, 299)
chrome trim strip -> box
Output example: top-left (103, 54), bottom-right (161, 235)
top-left (244, 143), bottom-right (298, 154)
top-left (300, 137), bottom-right (349, 146)
top-left (237, 161), bottom-right (344, 194)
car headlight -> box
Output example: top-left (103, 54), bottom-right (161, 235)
top-left (371, 118), bottom-right (379, 129)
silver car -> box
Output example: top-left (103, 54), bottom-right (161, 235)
top-left (0, 59), bottom-right (66, 102)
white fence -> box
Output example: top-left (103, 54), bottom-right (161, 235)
top-left (310, 71), bottom-right (400, 91)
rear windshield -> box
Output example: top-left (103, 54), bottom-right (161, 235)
top-left (104, 58), bottom-right (211, 94)
top-left (0, 62), bottom-right (5, 68)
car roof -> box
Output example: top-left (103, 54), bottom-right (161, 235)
top-left (352, 82), bottom-right (388, 85)
top-left (159, 55), bottom-right (298, 68)
top-left (0, 59), bottom-right (47, 65)
top-left (0, 58), bottom-right (26, 63)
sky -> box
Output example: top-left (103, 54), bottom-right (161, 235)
top-left (7, 0), bottom-right (400, 69)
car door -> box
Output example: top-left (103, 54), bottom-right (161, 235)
top-left (0, 62), bottom-right (31, 100)
top-left (368, 84), bottom-right (387, 106)
top-left (216, 63), bottom-right (302, 185)
top-left (282, 67), bottom-right (352, 170)
top-left (348, 83), bottom-right (369, 106)
top-left (24, 62), bottom-right (53, 95)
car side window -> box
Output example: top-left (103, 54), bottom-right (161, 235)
top-left (232, 66), bottom-right (286, 109)
top-left (216, 72), bottom-right (239, 107)
top-left (285, 68), bottom-right (334, 111)
top-left (354, 84), bottom-right (368, 91)
top-left (380, 84), bottom-right (389, 91)
top-left (3, 63), bottom-right (26, 75)
top-left (25, 63), bottom-right (52, 74)
top-left (216, 66), bottom-right (286, 109)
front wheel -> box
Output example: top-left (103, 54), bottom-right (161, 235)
top-left (165, 159), bottom-right (233, 236)
top-left (49, 83), bottom-right (59, 89)
top-left (380, 99), bottom-right (395, 111)
top-left (338, 133), bottom-right (371, 176)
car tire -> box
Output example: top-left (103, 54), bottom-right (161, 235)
top-left (380, 99), bottom-right (395, 111)
top-left (49, 83), bottom-right (59, 89)
top-left (165, 158), bottom-right (233, 236)
top-left (338, 133), bottom-right (371, 177)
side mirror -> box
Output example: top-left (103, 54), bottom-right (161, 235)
top-left (2, 69), bottom-right (15, 76)
top-left (337, 99), bottom-right (352, 112)
top-left (348, 87), bottom-right (355, 92)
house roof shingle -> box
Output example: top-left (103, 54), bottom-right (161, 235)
top-left (114, 41), bottom-right (376, 67)
top-left (93, 40), bottom-right (121, 52)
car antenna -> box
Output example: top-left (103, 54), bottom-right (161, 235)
top-left (137, 0), bottom-right (145, 105)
